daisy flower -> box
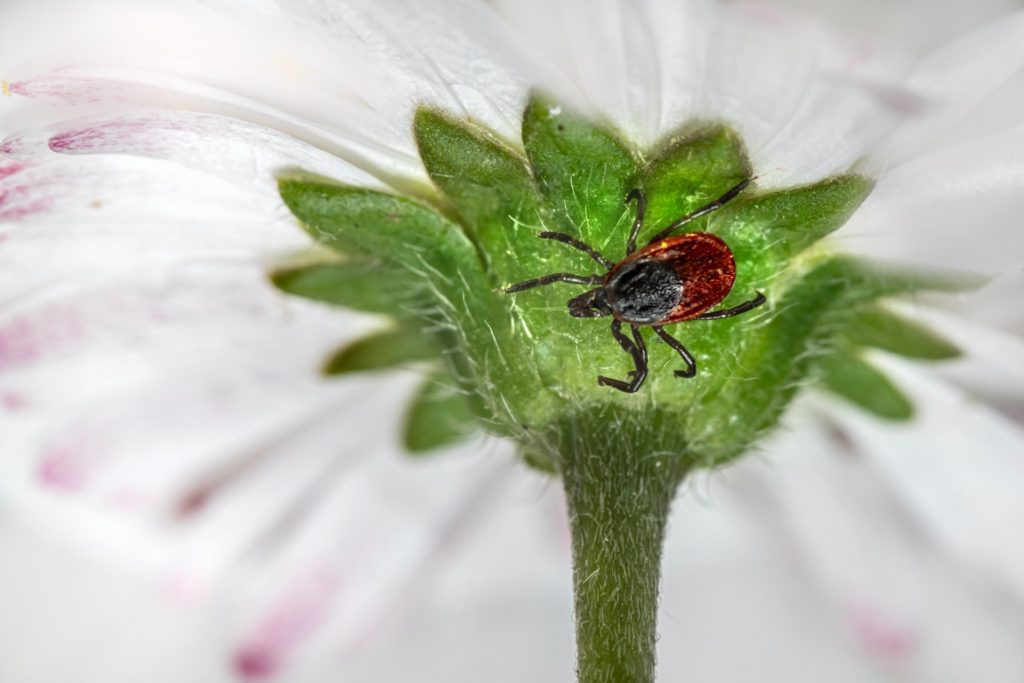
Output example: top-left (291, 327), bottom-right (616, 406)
top-left (2, 1), bottom-right (1023, 682)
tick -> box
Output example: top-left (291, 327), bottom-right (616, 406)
top-left (505, 178), bottom-right (766, 393)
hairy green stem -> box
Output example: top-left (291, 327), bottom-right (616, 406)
top-left (557, 412), bottom-right (688, 683)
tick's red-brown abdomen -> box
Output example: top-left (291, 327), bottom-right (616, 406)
top-left (609, 232), bottom-right (736, 323)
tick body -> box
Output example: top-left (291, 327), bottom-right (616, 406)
top-left (601, 232), bottom-right (736, 325)
top-left (505, 179), bottom-right (766, 393)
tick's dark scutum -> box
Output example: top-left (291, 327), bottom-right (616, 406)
top-left (605, 260), bottom-right (683, 324)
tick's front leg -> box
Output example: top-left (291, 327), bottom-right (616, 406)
top-left (504, 272), bottom-right (604, 293)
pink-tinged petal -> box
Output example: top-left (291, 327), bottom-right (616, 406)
top-left (877, 10), bottom-right (1024, 163)
top-left (846, 602), bottom-right (917, 664)
top-left (44, 110), bottom-right (387, 194)
top-left (224, 442), bottom-right (519, 678)
top-left (0, 180), bottom-right (54, 221)
top-left (657, 406), bottom-right (1024, 681)
top-left (840, 122), bottom-right (1024, 275)
top-left (234, 565), bottom-right (338, 680)
top-left (751, 412), bottom-right (924, 667)
top-left (157, 377), bottom-right (416, 591)
top-left (0, 160), bottom-right (26, 180)
top-left (6, 67), bottom-right (423, 181)
top-left (0, 157), bottom-right (310, 311)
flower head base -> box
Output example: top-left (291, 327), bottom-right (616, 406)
top-left (275, 93), bottom-right (978, 683)
top-left (275, 93), bottom-right (972, 469)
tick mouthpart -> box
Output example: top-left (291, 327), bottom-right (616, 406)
top-left (568, 288), bottom-right (612, 318)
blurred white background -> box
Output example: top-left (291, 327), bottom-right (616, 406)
top-left (2, 1), bottom-right (1023, 682)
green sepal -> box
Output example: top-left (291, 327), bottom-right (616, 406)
top-left (839, 258), bottom-right (988, 298)
top-left (711, 175), bottom-right (875, 270)
top-left (522, 93), bottom-right (637, 248)
top-left (323, 325), bottom-right (440, 375)
top-left (278, 180), bottom-right (476, 273)
top-left (413, 108), bottom-right (543, 282)
top-left (637, 123), bottom-right (751, 242)
top-left (843, 307), bottom-right (960, 360)
top-left (689, 254), bottom-right (956, 463)
top-left (520, 445), bottom-right (558, 474)
top-left (404, 369), bottom-right (478, 453)
top-left (817, 350), bottom-right (914, 420)
top-left (270, 259), bottom-right (428, 315)
top-left (279, 178), bottom-right (551, 429)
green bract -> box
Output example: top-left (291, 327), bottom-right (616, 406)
top-left (275, 95), bottom-right (967, 461)
top-left (274, 94), bottom-right (973, 683)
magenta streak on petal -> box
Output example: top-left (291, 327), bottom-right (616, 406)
top-left (0, 162), bottom-right (25, 180)
top-left (106, 487), bottom-right (148, 511)
top-left (1, 391), bottom-right (28, 411)
top-left (849, 603), bottom-right (918, 663)
top-left (0, 306), bottom-right (84, 370)
top-left (233, 567), bottom-right (340, 680)
top-left (48, 120), bottom-right (192, 158)
top-left (174, 448), bottom-right (292, 520)
top-left (37, 444), bottom-right (89, 492)
top-left (0, 318), bottom-right (40, 368)
top-left (8, 79), bottom-right (104, 105)
top-left (49, 127), bottom-right (107, 153)
top-left (0, 184), bottom-right (54, 220)
top-left (48, 119), bottom-right (169, 154)
top-left (162, 571), bottom-right (207, 608)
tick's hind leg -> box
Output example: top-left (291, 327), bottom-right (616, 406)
top-left (652, 326), bottom-right (696, 379)
top-left (695, 291), bottom-right (766, 320)
top-left (597, 320), bottom-right (648, 393)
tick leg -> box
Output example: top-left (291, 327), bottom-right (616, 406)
top-left (538, 231), bottom-right (615, 270)
top-left (695, 291), bottom-right (767, 320)
top-left (598, 320), bottom-right (649, 393)
top-left (504, 272), bottom-right (605, 293)
top-left (646, 177), bottom-right (754, 245)
top-left (625, 189), bottom-right (647, 255)
top-left (652, 326), bottom-right (696, 378)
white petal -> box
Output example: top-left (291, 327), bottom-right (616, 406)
top-left (44, 110), bottom-right (386, 192)
top-left (839, 122), bottom-right (1024, 275)
top-left (5, 67), bottom-right (421, 181)
top-left (702, 2), bottom-right (917, 186)
top-left (823, 354), bottom-right (1024, 602)
top-left (226, 439), bottom-right (530, 678)
top-left (230, 0), bottom-right (581, 145)
top-left (500, 0), bottom-right (712, 146)
top-left (883, 304), bottom-right (1024, 406)
top-left (876, 10), bottom-right (1024, 163)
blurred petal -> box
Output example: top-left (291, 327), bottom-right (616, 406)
top-left (5, 68), bottom-right (421, 181)
top-left (906, 305), bottom-right (1024, 409)
top-left (823, 354), bottom-right (1024, 602)
top-left (226, 0), bottom-right (582, 144)
top-left (703, 2), bottom-right (916, 186)
top-left (839, 122), bottom-right (1024, 275)
top-left (1, 2), bottom-right (1023, 682)
top-left (877, 10), bottom-right (1024, 162)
